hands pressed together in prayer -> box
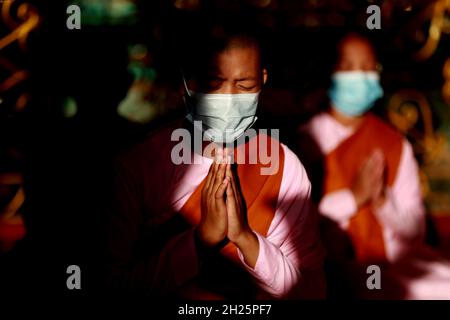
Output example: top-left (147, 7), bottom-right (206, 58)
top-left (351, 149), bottom-right (387, 209)
top-left (195, 148), bottom-right (259, 268)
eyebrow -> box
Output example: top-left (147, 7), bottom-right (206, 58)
top-left (235, 77), bottom-right (258, 81)
top-left (206, 75), bottom-right (258, 82)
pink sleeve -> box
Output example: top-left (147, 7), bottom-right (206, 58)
top-left (237, 144), bottom-right (325, 298)
top-left (318, 189), bottom-right (357, 227)
top-left (374, 140), bottom-right (426, 260)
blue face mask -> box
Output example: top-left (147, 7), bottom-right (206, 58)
top-left (328, 71), bottom-right (384, 117)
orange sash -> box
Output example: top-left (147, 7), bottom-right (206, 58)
top-left (178, 133), bottom-right (285, 298)
top-left (323, 113), bottom-right (402, 263)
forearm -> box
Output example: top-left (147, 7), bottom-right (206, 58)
top-left (233, 145), bottom-right (326, 298)
top-left (373, 140), bottom-right (426, 241)
top-left (374, 189), bottom-right (425, 240)
top-left (318, 189), bottom-right (358, 226)
top-left (234, 230), bottom-right (259, 269)
top-left (237, 232), bottom-right (306, 298)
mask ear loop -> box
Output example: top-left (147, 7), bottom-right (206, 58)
top-left (181, 70), bottom-right (192, 97)
top-left (181, 71), bottom-right (203, 135)
top-left (181, 70), bottom-right (193, 116)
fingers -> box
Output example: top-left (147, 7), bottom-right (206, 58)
top-left (215, 176), bottom-right (230, 199)
top-left (226, 168), bottom-right (235, 198)
top-left (204, 158), bottom-right (220, 195)
top-left (371, 148), bottom-right (384, 163)
top-left (203, 147), bottom-right (236, 203)
top-left (372, 147), bottom-right (384, 164)
top-left (226, 163), bottom-right (232, 179)
top-left (213, 155), bottom-right (230, 211)
top-left (353, 149), bottom-right (386, 208)
top-left (364, 149), bottom-right (385, 201)
top-left (206, 148), bottom-right (223, 196)
top-left (366, 150), bottom-right (384, 186)
top-left (204, 161), bottom-right (215, 192)
top-left (371, 175), bottom-right (384, 201)
top-left (230, 168), bottom-right (240, 202)
top-left (226, 163), bottom-right (243, 211)
top-left (212, 164), bottom-right (227, 196)
top-left (226, 164), bottom-right (236, 192)
top-left (225, 181), bottom-right (237, 214)
top-left (212, 148), bottom-right (222, 175)
top-left (361, 149), bottom-right (385, 177)
top-left (359, 156), bottom-right (373, 178)
top-left (373, 163), bottom-right (384, 183)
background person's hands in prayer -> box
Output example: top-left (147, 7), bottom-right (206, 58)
top-left (351, 149), bottom-right (386, 209)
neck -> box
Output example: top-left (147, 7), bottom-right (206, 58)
top-left (329, 106), bottom-right (365, 129)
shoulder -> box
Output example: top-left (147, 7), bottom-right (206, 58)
top-left (282, 143), bottom-right (304, 174)
top-left (398, 138), bottom-right (418, 171)
top-left (401, 138), bottom-right (414, 156)
top-left (367, 113), bottom-right (403, 142)
top-left (299, 112), bottom-right (330, 136)
top-left (280, 143), bottom-right (311, 192)
top-left (298, 112), bottom-right (347, 155)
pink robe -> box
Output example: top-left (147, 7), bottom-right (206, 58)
top-left (301, 112), bottom-right (450, 299)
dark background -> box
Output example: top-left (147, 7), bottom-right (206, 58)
top-left (1, 0), bottom-right (449, 297)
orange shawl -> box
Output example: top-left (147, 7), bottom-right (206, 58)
top-left (177, 133), bottom-right (285, 298)
top-left (323, 113), bottom-right (402, 263)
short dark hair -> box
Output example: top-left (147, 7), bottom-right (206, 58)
top-left (333, 30), bottom-right (379, 67)
top-left (179, 14), bottom-right (264, 80)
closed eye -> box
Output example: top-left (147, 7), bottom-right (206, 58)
top-left (237, 79), bottom-right (258, 90)
top-left (201, 76), bottom-right (224, 90)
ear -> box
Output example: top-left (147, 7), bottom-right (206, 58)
top-left (262, 68), bottom-right (268, 85)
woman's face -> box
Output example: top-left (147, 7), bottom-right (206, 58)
top-left (335, 35), bottom-right (378, 72)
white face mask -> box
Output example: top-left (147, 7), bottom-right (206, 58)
top-left (183, 78), bottom-right (259, 144)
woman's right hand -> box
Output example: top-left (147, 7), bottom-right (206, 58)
top-left (351, 149), bottom-right (385, 209)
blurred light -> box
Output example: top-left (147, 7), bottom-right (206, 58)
top-left (430, 25), bottom-right (440, 40)
top-left (0, 1), bottom-right (40, 51)
top-left (174, 0), bottom-right (201, 10)
top-left (443, 58), bottom-right (450, 103)
top-left (444, 58), bottom-right (450, 79)
top-left (127, 43), bottom-right (157, 81)
top-left (14, 93), bottom-right (28, 112)
top-left (0, 70), bottom-right (28, 92)
top-left (129, 44), bottom-right (148, 61)
top-left (250, 0), bottom-right (272, 8)
top-left (327, 13), bottom-right (345, 26)
top-left (76, 0), bottom-right (138, 26)
top-left (110, 0), bottom-right (137, 19)
top-left (117, 87), bottom-right (158, 124)
top-left (62, 97), bottom-right (78, 118)
top-left (304, 14), bottom-right (319, 28)
top-left (443, 82), bottom-right (450, 103)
